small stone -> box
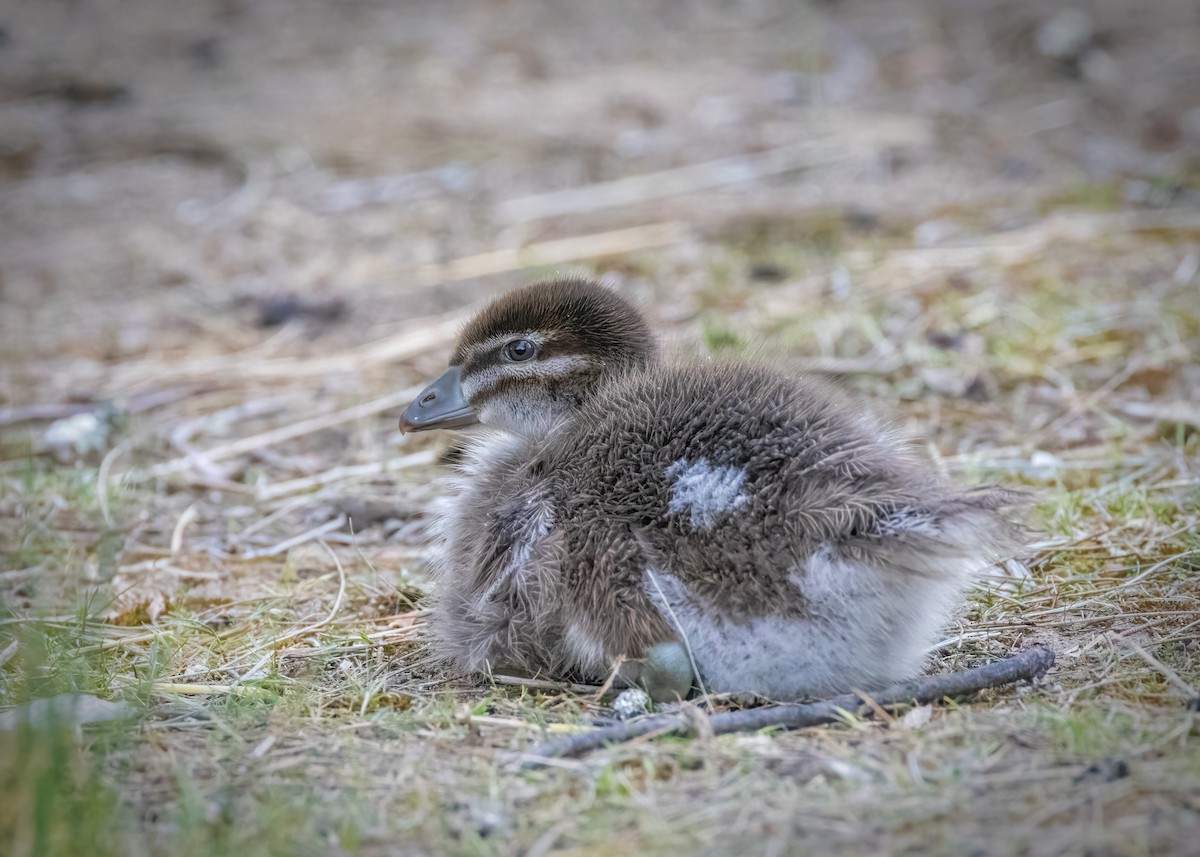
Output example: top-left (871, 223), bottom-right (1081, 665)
top-left (612, 688), bottom-right (651, 720)
top-left (1080, 49), bottom-right (1120, 85)
top-left (820, 758), bottom-right (867, 782)
top-left (920, 367), bottom-right (978, 397)
top-left (749, 262), bottom-right (787, 282)
top-left (42, 411), bottom-right (109, 463)
top-left (1035, 8), bottom-right (1095, 60)
top-left (897, 704), bottom-right (933, 730)
top-left (913, 219), bottom-right (963, 248)
top-left (0, 694), bottom-right (134, 730)
top-left (1028, 450), bottom-right (1064, 478)
top-left (1073, 758), bottom-right (1130, 784)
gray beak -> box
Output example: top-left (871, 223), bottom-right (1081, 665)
top-left (399, 366), bottom-right (479, 433)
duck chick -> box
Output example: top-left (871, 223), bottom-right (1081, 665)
top-left (400, 279), bottom-right (1023, 701)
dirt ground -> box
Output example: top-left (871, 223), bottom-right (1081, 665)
top-left (2, 1), bottom-right (1200, 855)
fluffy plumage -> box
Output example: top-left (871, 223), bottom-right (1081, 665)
top-left (406, 279), bottom-right (1024, 700)
top-left (452, 278), bottom-right (655, 372)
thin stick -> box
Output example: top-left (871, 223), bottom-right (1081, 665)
top-left (0, 402), bottom-right (93, 426)
top-left (255, 449), bottom-right (437, 502)
top-left (97, 438), bottom-right (133, 529)
top-left (1110, 632), bottom-right (1197, 699)
top-left (526, 647), bottom-right (1055, 762)
top-left (239, 516), bottom-right (346, 560)
top-left (105, 221), bottom-right (685, 391)
top-left (406, 222), bottom-right (688, 286)
top-left (221, 539), bottom-right (350, 675)
top-left (109, 315), bottom-right (463, 390)
top-left (1118, 399), bottom-right (1200, 431)
top-left (0, 387), bottom-right (198, 427)
top-left (849, 212), bottom-right (1200, 277)
top-left (974, 610), bottom-right (1200, 632)
top-left (229, 495), bottom-right (320, 547)
top-left (149, 388), bottom-right (422, 478)
top-left (170, 503), bottom-right (199, 556)
top-left (0, 566), bottom-right (43, 582)
top-left (1020, 549), bottom-right (1200, 619)
top-left (153, 683), bottom-right (267, 697)
top-left (495, 140), bottom-right (875, 224)
top-left (491, 674), bottom-right (601, 695)
top-left (168, 396), bottom-right (295, 453)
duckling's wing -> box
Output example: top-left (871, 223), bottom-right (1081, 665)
top-left (555, 362), bottom-right (1025, 698)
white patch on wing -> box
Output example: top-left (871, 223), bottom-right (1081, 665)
top-left (665, 458), bottom-right (748, 529)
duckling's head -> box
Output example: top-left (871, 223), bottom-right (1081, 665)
top-left (400, 279), bottom-right (655, 437)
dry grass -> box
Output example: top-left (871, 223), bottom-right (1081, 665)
top-left (3, 1), bottom-right (1200, 855)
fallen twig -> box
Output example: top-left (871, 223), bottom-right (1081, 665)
top-left (1109, 631), bottom-right (1197, 700)
top-left (167, 396), bottom-right (296, 452)
top-left (101, 223), bottom-right (685, 395)
top-left (494, 139), bottom-right (893, 224)
top-left (102, 313), bottom-right (462, 392)
top-left (255, 449), bottom-right (437, 501)
top-left (148, 388), bottom-right (422, 478)
top-left (0, 387), bottom-right (199, 427)
top-left (405, 221), bottom-right (688, 286)
top-left (526, 646), bottom-right (1055, 762)
top-left (849, 211), bottom-right (1200, 286)
top-left (153, 682), bottom-right (268, 697)
top-left (1117, 399), bottom-right (1200, 431)
top-left (169, 503), bottom-right (199, 556)
top-left (491, 674), bottom-right (602, 695)
top-left (97, 437), bottom-right (134, 529)
top-left (0, 402), bottom-right (93, 426)
top-left (239, 516), bottom-right (346, 560)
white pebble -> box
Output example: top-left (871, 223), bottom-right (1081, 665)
top-left (612, 688), bottom-right (651, 720)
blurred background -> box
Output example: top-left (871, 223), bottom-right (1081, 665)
top-left (3, 0), bottom-right (1198, 395)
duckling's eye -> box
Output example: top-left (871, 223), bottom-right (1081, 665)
top-left (502, 339), bottom-right (536, 362)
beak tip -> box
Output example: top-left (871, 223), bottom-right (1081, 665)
top-left (398, 366), bottom-right (478, 433)
top-left (397, 411), bottom-right (421, 434)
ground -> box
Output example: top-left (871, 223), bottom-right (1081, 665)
top-left (2, 1), bottom-right (1199, 855)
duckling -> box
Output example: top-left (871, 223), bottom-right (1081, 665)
top-left (400, 279), bottom-right (1022, 702)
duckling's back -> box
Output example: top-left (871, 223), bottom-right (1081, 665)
top-left (541, 360), bottom-right (1021, 698)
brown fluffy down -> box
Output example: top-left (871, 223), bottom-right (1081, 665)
top-left (424, 280), bottom-right (1026, 698)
